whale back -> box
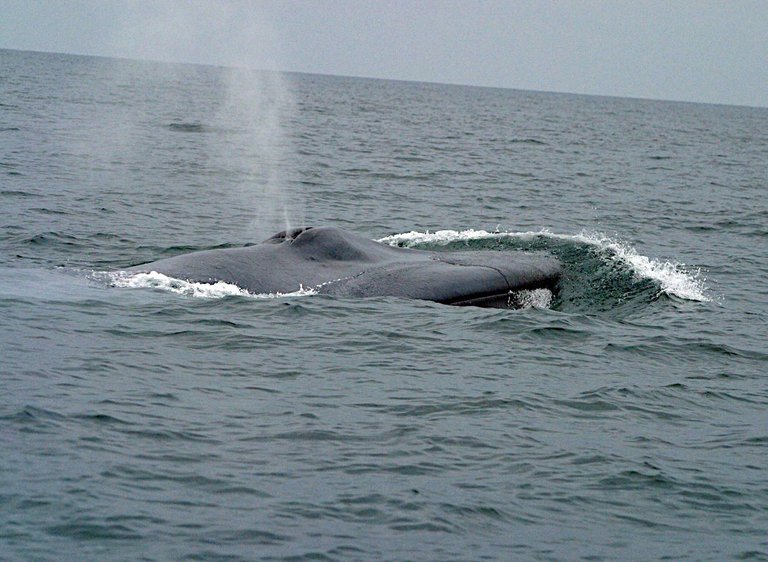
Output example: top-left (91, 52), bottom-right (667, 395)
top-left (127, 226), bottom-right (561, 306)
top-left (288, 226), bottom-right (424, 264)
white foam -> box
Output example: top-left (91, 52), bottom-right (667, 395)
top-left (512, 288), bottom-right (554, 309)
top-left (378, 228), bottom-right (709, 302)
top-left (107, 271), bottom-right (316, 299)
top-left (379, 228), bottom-right (517, 247)
top-left (566, 231), bottom-right (710, 303)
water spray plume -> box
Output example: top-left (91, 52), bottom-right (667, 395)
top-left (107, 2), bottom-right (302, 239)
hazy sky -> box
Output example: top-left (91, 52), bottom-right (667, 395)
top-left (2, 0), bottom-right (766, 107)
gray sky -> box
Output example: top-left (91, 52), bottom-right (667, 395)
top-left (2, 0), bottom-right (766, 107)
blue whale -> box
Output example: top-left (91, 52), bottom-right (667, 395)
top-left (127, 226), bottom-right (561, 308)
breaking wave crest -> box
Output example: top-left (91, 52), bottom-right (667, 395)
top-left (379, 228), bottom-right (709, 303)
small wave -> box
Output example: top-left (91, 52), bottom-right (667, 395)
top-left (166, 122), bottom-right (208, 133)
top-left (1, 189), bottom-right (38, 197)
top-left (379, 229), bottom-right (709, 302)
top-left (509, 138), bottom-right (547, 145)
top-left (106, 271), bottom-right (316, 299)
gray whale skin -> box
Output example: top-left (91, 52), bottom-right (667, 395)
top-left (128, 226), bottom-right (561, 308)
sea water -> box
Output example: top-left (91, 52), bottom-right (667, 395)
top-left (1, 49), bottom-right (766, 560)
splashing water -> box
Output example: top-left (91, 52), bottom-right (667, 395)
top-left (379, 229), bottom-right (709, 302)
top-left (107, 271), bottom-right (316, 299)
top-left (511, 288), bottom-right (554, 309)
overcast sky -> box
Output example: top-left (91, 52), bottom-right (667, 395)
top-left (2, 0), bottom-right (766, 107)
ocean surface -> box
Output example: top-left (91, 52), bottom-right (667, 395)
top-left (1, 49), bottom-right (766, 560)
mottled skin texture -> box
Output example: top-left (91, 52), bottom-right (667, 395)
top-left (128, 226), bottom-right (561, 308)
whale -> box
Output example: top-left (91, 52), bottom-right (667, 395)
top-left (127, 226), bottom-right (561, 308)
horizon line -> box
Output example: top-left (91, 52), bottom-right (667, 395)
top-left (3, 46), bottom-right (765, 111)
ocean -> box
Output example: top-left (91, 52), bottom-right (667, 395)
top-left (1, 48), bottom-right (766, 560)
